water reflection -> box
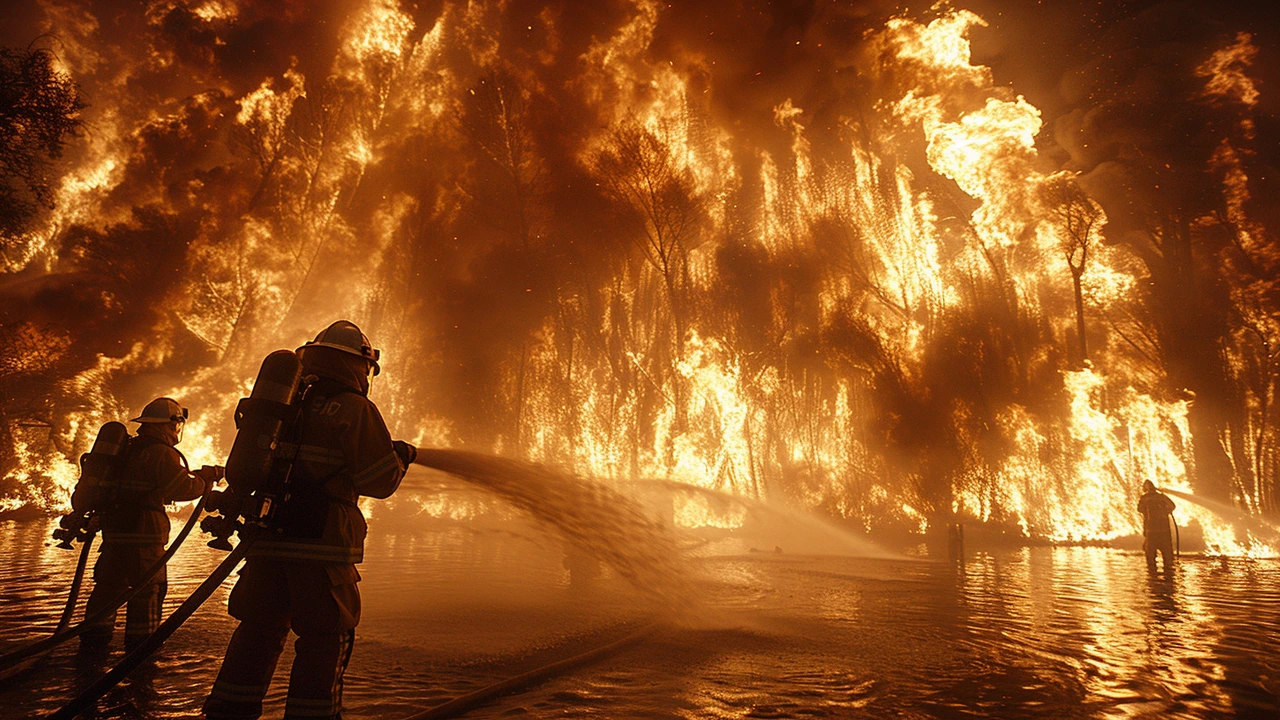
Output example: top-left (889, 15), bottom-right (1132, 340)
top-left (511, 546), bottom-right (1280, 719)
top-left (1, 520), bottom-right (1277, 719)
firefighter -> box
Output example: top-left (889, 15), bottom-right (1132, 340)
top-left (1137, 480), bottom-right (1177, 573)
top-left (74, 397), bottom-right (212, 649)
top-left (204, 320), bottom-right (416, 720)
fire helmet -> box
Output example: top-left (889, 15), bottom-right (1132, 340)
top-left (298, 320), bottom-right (381, 375)
top-left (131, 397), bottom-right (189, 424)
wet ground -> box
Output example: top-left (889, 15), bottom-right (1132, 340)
top-left (1, 513), bottom-right (1278, 719)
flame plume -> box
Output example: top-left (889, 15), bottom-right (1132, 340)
top-left (0, 1), bottom-right (1277, 555)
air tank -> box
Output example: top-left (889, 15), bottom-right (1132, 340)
top-left (225, 350), bottom-right (303, 495)
top-left (78, 421), bottom-right (129, 497)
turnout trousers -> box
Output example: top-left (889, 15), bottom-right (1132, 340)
top-left (82, 543), bottom-right (167, 648)
top-left (1145, 532), bottom-right (1175, 572)
top-left (203, 558), bottom-right (361, 720)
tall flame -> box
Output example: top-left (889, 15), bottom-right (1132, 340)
top-left (2, 2), bottom-right (1275, 556)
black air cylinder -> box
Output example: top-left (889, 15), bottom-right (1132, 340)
top-left (225, 350), bottom-right (302, 495)
top-left (75, 421), bottom-right (129, 504)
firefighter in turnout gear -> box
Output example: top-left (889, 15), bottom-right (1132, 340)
top-left (204, 321), bottom-right (416, 720)
top-left (72, 397), bottom-right (211, 649)
top-left (1138, 480), bottom-right (1177, 573)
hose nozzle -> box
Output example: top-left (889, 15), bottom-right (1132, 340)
top-left (52, 514), bottom-right (87, 549)
top-left (200, 514), bottom-right (239, 551)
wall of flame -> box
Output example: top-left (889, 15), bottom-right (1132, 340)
top-left (1, 1), bottom-right (1276, 556)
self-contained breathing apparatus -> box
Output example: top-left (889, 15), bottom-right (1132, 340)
top-left (54, 418), bottom-right (224, 549)
top-left (52, 422), bottom-right (129, 549)
top-left (202, 349), bottom-right (310, 550)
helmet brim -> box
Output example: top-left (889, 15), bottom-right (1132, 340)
top-left (130, 405), bottom-right (189, 423)
top-left (297, 341), bottom-right (381, 375)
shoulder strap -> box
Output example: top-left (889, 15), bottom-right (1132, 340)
top-left (128, 433), bottom-right (188, 468)
top-left (118, 434), bottom-right (188, 498)
top-left (303, 376), bottom-right (363, 402)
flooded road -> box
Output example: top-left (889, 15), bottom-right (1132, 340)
top-left (2, 514), bottom-right (1278, 719)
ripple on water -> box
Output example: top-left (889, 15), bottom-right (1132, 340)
top-left (2, 520), bottom-right (1279, 719)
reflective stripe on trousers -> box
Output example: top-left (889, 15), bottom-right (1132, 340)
top-left (205, 625), bottom-right (355, 719)
top-left (101, 531), bottom-right (169, 544)
top-left (204, 558), bottom-right (361, 720)
top-left (249, 540), bottom-right (363, 564)
top-left (81, 543), bottom-right (166, 644)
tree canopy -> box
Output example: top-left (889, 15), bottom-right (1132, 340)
top-left (0, 45), bottom-right (84, 250)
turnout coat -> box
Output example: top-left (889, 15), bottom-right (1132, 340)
top-left (70, 423), bottom-right (205, 546)
top-left (242, 351), bottom-right (406, 566)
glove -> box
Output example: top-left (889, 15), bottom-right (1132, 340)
top-left (393, 440), bottom-right (417, 467)
top-left (194, 465), bottom-right (225, 485)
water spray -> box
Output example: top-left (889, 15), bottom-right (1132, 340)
top-left (637, 478), bottom-right (904, 560)
top-left (1162, 488), bottom-right (1280, 552)
top-left (409, 448), bottom-right (697, 613)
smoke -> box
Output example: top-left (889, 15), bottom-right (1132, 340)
top-left (0, 0), bottom-right (1276, 554)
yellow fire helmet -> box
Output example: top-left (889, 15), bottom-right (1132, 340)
top-left (130, 397), bottom-right (189, 424)
top-left (298, 320), bottom-right (382, 375)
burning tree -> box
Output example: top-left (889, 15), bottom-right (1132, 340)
top-left (1, 1), bottom-right (1276, 553)
top-left (0, 45), bottom-right (83, 262)
top-left (1039, 174), bottom-right (1103, 368)
top-left (1058, 21), bottom-right (1275, 512)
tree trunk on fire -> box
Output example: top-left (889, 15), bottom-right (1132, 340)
top-left (1072, 268), bottom-right (1088, 365)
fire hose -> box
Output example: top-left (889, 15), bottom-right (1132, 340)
top-left (47, 536), bottom-right (254, 720)
top-left (0, 485), bottom-right (213, 680)
top-left (55, 533), bottom-right (95, 635)
top-left (50, 543), bottom-right (653, 720)
top-left (399, 622), bottom-right (660, 720)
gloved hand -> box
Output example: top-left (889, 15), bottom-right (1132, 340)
top-left (207, 486), bottom-right (241, 515)
top-left (393, 440), bottom-right (417, 467)
top-left (194, 465), bottom-right (226, 485)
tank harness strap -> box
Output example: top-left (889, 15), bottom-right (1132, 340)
top-left (270, 377), bottom-right (362, 537)
top-left (235, 396), bottom-right (296, 427)
top-left (115, 435), bottom-right (188, 509)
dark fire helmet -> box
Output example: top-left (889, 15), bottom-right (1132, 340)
top-left (298, 320), bottom-right (382, 375)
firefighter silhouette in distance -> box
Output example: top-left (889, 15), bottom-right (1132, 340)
top-left (1137, 480), bottom-right (1177, 573)
top-left (204, 320), bottom-right (416, 720)
top-left (70, 397), bottom-right (213, 649)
